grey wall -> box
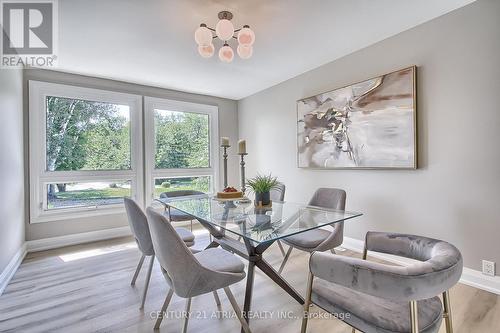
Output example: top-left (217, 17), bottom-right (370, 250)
top-left (0, 68), bottom-right (25, 273)
top-left (238, 0), bottom-right (500, 273)
top-left (23, 69), bottom-right (238, 241)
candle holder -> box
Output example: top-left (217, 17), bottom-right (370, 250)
top-left (238, 153), bottom-right (248, 194)
top-left (221, 144), bottom-right (230, 189)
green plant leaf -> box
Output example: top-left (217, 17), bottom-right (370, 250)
top-left (246, 173), bottom-right (282, 193)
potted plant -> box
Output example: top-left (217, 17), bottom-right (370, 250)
top-left (246, 173), bottom-right (282, 206)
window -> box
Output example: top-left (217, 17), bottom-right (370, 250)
top-left (154, 109), bottom-right (210, 169)
top-left (29, 83), bottom-right (219, 223)
top-left (45, 96), bottom-right (131, 171)
top-left (145, 97), bottom-right (218, 204)
top-left (29, 81), bottom-right (143, 222)
top-left (46, 181), bottom-right (132, 210)
top-left (154, 176), bottom-right (212, 198)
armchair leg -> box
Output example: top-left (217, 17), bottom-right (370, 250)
top-left (182, 298), bottom-right (192, 333)
top-left (213, 290), bottom-right (222, 308)
top-left (278, 246), bottom-right (293, 274)
top-left (154, 288), bottom-right (174, 330)
top-left (300, 272), bottom-right (314, 333)
top-left (277, 240), bottom-right (286, 257)
top-left (131, 254), bottom-right (145, 285)
top-left (410, 300), bottom-right (419, 333)
top-left (190, 220), bottom-right (193, 232)
top-left (223, 287), bottom-right (252, 333)
top-left (443, 290), bottom-right (454, 333)
top-left (140, 255), bottom-right (155, 309)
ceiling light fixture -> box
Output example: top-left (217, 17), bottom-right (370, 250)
top-left (194, 11), bottom-right (255, 62)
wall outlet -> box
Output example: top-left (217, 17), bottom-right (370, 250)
top-left (482, 260), bottom-right (496, 277)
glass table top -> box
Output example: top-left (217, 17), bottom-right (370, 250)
top-left (156, 194), bottom-right (362, 244)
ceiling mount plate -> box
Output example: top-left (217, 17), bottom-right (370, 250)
top-left (218, 11), bottom-right (233, 20)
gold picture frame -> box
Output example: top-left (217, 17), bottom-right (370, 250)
top-left (296, 66), bottom-right (417, 170)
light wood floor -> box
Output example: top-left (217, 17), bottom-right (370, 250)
top-left (0, 232), bottom-right (499, 333)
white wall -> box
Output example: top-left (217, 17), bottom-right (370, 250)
top-left (23, 69), bottom-right (239, 241)
top-left (0, 68), bottom-right (25, 273)
top-left (238, 0), bottom-right (500, 273)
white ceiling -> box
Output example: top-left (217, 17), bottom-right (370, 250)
top-left (57, 0), bottom-right (475, 100)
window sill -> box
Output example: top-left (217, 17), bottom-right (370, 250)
top-left (30, 206), bottom-right (126, 224)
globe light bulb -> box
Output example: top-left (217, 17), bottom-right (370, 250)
top-left (194, 25), bottom-right (212, 46)
top-left (218, 44), bottom-right (234, 63)
top-left (237, 44), bottom-right (253, 59)
top-left (198, 44), bottom-right (214, 58)
top-left (237, 26), bottom-right (255, 46)
top-left (215, 19), bottom-right (234, 41)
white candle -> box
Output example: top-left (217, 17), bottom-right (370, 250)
top-left (238, 139), bottom-right (246, 154)
top-left (221, 137), bottom-right (230, 147)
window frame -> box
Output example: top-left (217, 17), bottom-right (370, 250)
top-left (144, 97), bottom-right (219, 205)
top-left (29, 80), bottom-right (143, 223)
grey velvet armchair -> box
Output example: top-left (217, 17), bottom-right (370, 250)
top-left (145, 208), bottom-right (251, 333)
top-left (278, 188), bottom-right (345, 274)
top-left (160, 190), bottom-right (205, 231)
top-left (124, 198), bottom-right (196, 309)
top-left (301, 232), bottom-right (463, 333)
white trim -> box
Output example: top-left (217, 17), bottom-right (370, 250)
top-left (143, 96), bottom-right (219, 206)
top-left (341, 236), bottom-right (500, 296)
top-left (26, 226), bottom-right (132, 252)
top-left (460, 267), bottom-right (500, 295)
top-left (28, 81), bottom-right (144, 223)
top-left (0, 244), bottom-right (27, 296)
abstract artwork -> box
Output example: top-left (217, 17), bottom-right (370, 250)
top-left (297, 66), bottom-right (416, 169)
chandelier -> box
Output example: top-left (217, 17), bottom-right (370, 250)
top-left (194, 11), bottom-right (255, 63)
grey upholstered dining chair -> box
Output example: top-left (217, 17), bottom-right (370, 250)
top-left (270, 183), bottom-right (286, 202)
top-left (124, 197), bottom-right (196, 309)
top-left (145, 208), bottom-right (251, 333)
top-left (270, 184), bottom-right (287, 256)
top-left (160, 190), bottom-right (205, 231)
top-left (301, 232), bottom-right (463, 333)
top-left (278, 188), bottom-right (345, 274)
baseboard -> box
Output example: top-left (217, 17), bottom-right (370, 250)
top-left (460, 267), bottom-right (500, 295)
top-left (26, 226), bottom-right (132, 252)
top-left (0, 243), bottom-right (27, 296)
top-left (342, 236), bottom-right (500, 296)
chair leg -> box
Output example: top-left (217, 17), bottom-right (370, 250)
top-left (190, 220), bottom-right (193, 232)
top-left (278, 246), bottom-right (293, 274)
top-left (442, 290), bottom-right (454, 333)
top-left (213, 290), bottom-right (221, 308)
top-left (300, 272), bottom-right (314, 333)
top-left (277, 240), bottom-right (286, 257)
top-left (410, 300), bottom-right (419, 333)
top-left (131, 254), bottom-right (145, 285)
top-left (140, 255), bottom-right (155, 309)
top-left (330, 248), bottom-right (336, 254)
top-left (351, 328), bottom-right (356, 333)
top-left (154, 288), bottom-right (174, 330)
top-left (223, 287), bottom-right (252, 333)
top-left (182, 298), bottom-right (192, 333)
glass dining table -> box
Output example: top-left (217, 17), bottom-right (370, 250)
top-left (156, 194), bottom-right (362, 328)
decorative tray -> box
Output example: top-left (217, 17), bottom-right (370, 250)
top-left (212, 196), bottom-right (251, 203)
